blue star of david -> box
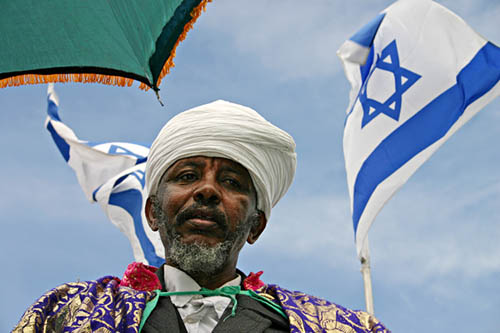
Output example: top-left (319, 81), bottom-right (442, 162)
top-left (359, 39), bottom-right (421, 128)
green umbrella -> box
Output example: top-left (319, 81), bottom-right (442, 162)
top-left (0, 0), bottom-right (211, 92)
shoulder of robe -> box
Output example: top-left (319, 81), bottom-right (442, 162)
top-left (13, 276), bottom-right (156, 333)
top-left (259, 284), bottom-right (390, 333)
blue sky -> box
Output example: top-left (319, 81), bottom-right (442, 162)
top-left (2, 0), bottom-right (499, 331)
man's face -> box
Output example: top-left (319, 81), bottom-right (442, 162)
top-left (147, 156), bottom-right (263, 276)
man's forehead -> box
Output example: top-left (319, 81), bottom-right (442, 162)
top-left (165, 156), bottom-right (251, 176)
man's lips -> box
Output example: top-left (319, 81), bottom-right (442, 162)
top-left (175, 205), bottom-right (228, 238)
top-left (185, 218), bottom-right (218, 230)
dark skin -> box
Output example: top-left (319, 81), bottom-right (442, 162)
top-left (145, 156), bottom-right (267, 289)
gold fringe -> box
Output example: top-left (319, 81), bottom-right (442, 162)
top-left (0, 73), bottom-right (135, 89)
top-left (0, 0), bottom-right (211, 91)
top-left (140, 0), bottom-right (213, 91)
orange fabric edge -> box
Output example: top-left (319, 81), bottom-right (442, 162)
top-left (140, 0), bottom-right (213, 91)
top-left (0, 73), bottom-right (135, 89)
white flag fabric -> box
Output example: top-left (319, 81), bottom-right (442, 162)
top-left (45, 84), bottom-right (164, 266)
top-left (338, 0), bottom-right (500, 259)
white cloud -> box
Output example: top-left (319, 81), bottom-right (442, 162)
top-left (198, 0), bottom-right (500, 81)
top-left (200, 0), bottom-right (391, 80)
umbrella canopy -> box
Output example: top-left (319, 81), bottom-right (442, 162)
top-left (0, 0), bottom-right (211, 92)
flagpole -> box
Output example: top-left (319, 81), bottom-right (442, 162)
top-left (360, 256), bottom-right (374, 315)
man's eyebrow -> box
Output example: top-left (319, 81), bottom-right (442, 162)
top-left (173, 160), bottom-right (205, 170)
top-left (219, 165), bottom-right (246, 175)
top-left (164, 161), bottom-right (204, 180)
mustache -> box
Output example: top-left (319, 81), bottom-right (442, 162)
top-left (175, 204), bottom-right (228, 231)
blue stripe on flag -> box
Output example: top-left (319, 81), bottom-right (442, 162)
top-left (109, 189), bottom-right (164, 267)
top-left (353, 42), bottom-right (500, 232)
top-left (46, 93), bottom-right (70, 161)
top-left (136, 157), bottom-right (147, 165)
top-left (349, 13), bottom-right (385, 47)
top-left (92, 185), bottom-right (102, 202)
top-left (113, 174), bottom-right (129, 188)
top-left (46, 121), bottom-right (70, 162)
top-left (47, 99), bottom-right (61, 121)
top-left (113, 170), bottom-right (146, 189)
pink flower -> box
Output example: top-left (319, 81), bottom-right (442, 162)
top-left (119, 262), bottom-right (162, 291)
top-left (243, 271), bottom-right (265, 291)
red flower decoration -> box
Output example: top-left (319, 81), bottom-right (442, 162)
top-left (243, 271), bottom-right (265, 291)
top-left (119, 262), bottom-right (162, 291)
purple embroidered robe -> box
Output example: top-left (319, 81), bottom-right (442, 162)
top-left (14, 276), bottom-right (388, 332)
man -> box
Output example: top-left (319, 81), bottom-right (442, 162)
top-left (15, 100), bottom-right (388, 332)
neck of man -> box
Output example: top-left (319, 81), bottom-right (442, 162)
top-left (166, 258), bottom-right (239, 290)
top-left (190, 268), bottom-right (238, 290)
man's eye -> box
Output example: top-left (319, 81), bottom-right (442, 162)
top-left (178, 173), bottom-right (196, 181)
top-left (223, 178), bottom-right (241, 188)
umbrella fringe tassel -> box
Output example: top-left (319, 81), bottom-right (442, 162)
top-left (0, 73), bottom-right (135, 89)
top-left (140, 0), bottom-right (213, 91)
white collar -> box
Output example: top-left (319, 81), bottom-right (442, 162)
top-left (163, 265), bottom-right (241, 307)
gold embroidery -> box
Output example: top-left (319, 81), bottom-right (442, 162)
top-left (94, 328), bottom-right (113, 333)
top-left (288, 310), bottom-right (306, 332)
top-left (13, 280), bottom-right (156, 333)
top-left (259, 286), bottom-right (389, 333)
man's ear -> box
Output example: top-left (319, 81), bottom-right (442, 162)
top-left (247, 211), bottom-right (267, 244)
top-left (145, 196), bottom-right (159, 231)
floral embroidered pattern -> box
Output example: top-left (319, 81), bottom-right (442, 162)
top-left (119, 262), bottom-right (162, 291)
top-left (13, 276), bottom-right (156, 333)
top-left (243, 270), bottom-right (265, 291)
top-left (259, 284), bottom-right (390, 333)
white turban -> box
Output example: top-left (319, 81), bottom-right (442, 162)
top-left (145, 100), bottom-right (296, 219)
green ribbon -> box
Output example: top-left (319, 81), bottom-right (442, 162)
top-left (139, 286), bottom-right (287, 332)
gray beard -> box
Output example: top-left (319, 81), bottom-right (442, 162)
top-left (153, 201), bottom-right (253, 277)
top-left (166, 237), bottom-right (233, 276)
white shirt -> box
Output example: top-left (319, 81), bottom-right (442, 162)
top-left (164, 265), bottom-right (241, 333)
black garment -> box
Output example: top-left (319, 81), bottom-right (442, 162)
top-left (141, 266), bottom-right (289, 333)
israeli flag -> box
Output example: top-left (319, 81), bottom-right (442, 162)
top-left (338, 0), bottom-right (500, 259)
top-left (45, 84), bottom-right (164, 266)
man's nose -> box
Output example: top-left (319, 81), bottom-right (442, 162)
top-left (193, 177), bottom-right (221, 206)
